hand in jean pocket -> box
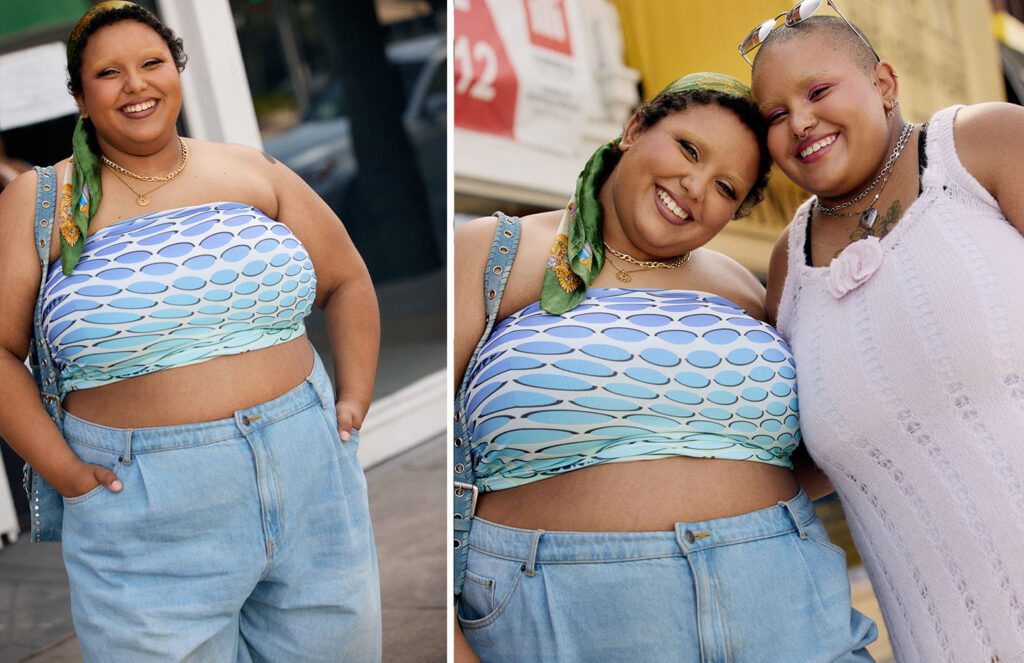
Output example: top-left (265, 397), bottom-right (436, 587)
top-left (58, 459), bottom-right (122, 499)
top-left (334, 398), bottom-right (364, 442)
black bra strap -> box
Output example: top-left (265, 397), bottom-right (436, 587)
top-left (803, 206), bottom-right (814, 267)
top-left (917, 121), bottom-right (929, 195)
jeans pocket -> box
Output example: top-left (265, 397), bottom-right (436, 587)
top-left (459, 570), bottom-right (496, 620)
top-left (62, 457), bottom-right (123, 507)
top-left (457, 553), bottom-right (524, 631)
top-left (315, 402), bottom-right (360, 447)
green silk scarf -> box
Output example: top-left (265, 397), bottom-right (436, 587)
top-left (539, 72), bottom-right (754, 315)
top-left (62, 1), bottom-right (142, 275)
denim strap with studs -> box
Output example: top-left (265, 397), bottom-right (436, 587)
top-left (25, 165), bottom-right (65, 542)
top-left (453, 212), bottom-right (521, 596)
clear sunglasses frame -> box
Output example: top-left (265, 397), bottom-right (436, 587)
top-left (738, 0), bottom-right (879, 65)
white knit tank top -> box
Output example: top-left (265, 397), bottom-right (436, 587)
top-left (777, 106), bottom-right (1024, 662)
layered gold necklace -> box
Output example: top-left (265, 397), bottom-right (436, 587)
top-left (603, 242), bottom-right (690, 283)
top-left (101, 137), bottom-right (189, 206)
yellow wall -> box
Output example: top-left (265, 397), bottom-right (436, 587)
top-left (610, 0), bottom-right (1005, 275)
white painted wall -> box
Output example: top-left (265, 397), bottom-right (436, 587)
top-left (157, 0), bottom-right (262, 149)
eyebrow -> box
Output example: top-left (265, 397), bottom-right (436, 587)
top-left (756, 71), bottom-right (828, 112)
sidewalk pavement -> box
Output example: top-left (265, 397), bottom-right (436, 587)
top-left (3, 434), bottom-right (445, 663)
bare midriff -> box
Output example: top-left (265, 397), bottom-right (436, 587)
top-left (475, 456), bottom-right (800, 532)
top-left (61, 336), bottom-right (316, 428)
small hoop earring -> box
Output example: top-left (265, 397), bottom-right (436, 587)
top-left (888, 109), bottom-right (894, 119)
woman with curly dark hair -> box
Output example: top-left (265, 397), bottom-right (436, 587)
top-left (452, 73), bottom-right (876, 661)
top-left (0, 2), bottom-right (380, 660)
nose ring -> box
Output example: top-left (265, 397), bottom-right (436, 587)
top-left (797, 129), bottom-right (809, 140)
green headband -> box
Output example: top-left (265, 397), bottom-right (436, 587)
top-left (62, 1), bottom-right (144, 275)
top-left (540, 72), bottom-right (754, 314)
top-left (659, 72), bottom-right (752, 100)
top-left (67, 1), bottom-right (141, 61)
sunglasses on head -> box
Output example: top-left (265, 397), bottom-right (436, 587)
top-left (739, 0), bottom-right (880, 66)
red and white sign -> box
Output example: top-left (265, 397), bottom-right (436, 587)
top-left (523, 0), bottom-right (573, 56)
top-left (454, 0), bottom-right (586, 155)
top-left (453, 0), bottom-right (519, 138)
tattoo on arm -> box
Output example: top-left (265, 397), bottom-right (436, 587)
top-left (261, 151), bottom-right (278, 165)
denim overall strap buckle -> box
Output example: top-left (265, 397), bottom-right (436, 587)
top-left (26, 165), bottom-right (65, 542)
top-left (453, 212), bottom-right (521, 596)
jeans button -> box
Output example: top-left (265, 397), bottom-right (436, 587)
top-left (684, 530), bottom-right (696, 544)
top-left (242, 415), bottom-right (251, 425)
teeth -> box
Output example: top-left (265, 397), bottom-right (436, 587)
top-left (657, 188), bottom-right (690, 220)
top-left (799, 134), bottom-right (836, 158)
top-left (122, 100), bottom-right (156, 114)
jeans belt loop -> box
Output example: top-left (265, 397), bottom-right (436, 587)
top-left (524, 529), bottom-right (545, 577)
top-left (780, 497), bottom-right (808, 539)
top-left (122, 430), bottom-right (134, 465)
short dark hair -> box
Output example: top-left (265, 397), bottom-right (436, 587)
top-left (752, 15), bottom-right (878, 75)
top-left (67, 6), bottom-right (187, 97)
top-left (631, 88), bottom-right (772, 218)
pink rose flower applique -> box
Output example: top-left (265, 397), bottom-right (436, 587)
top-left (826, 235), bottom-right (884, 299)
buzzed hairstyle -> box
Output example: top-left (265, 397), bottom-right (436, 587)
top-left (751, 15), bottom-right (879, 75)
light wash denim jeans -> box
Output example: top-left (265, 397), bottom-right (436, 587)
top-left (60, 351), bottom-right (381, 662)
top-left (458, 488), bottom-right (876, 662)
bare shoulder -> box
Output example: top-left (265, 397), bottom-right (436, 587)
top-left (453, 210), bottom-right (560, 384)
top-left (953, 101), bottom-right (1024, 139)
top-left (454, 214), bottom-right (501, 261)
top-left (197, 139), bottom-right (280, 170)
top-left (49, 156), bottom-right (73, 172)
top-left (454, 210), bottom-right (560, 272)
top-left (0, 167), bottom-right (39, 216)
top-left (693, 247), bottom-right (767, 321)
top-left (0, 169), bottom-right (40, 265)
top-left (0, 168), bottom-right (46, 359)
top-left (453, 208), bottom-right (560, 299)
top-left (952, 102), bottom-right (1024, 194)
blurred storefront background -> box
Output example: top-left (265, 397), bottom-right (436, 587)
top-left (0, 0), bottom-right (446, 543)
top-left (454, 1), bottom-right (1024, 660)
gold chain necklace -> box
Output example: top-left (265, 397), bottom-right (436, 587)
top-left (101, 137), bottom-right (188, 182)
top-left (100, 139), bottom-right (189, 206)
top-left (815, 122), bottom-right (913, 229)
top-left (603, 242), bottom-right (690, 283)
top-left (103, 163), bottom-right (178, 206)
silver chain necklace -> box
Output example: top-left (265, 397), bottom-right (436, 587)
top-left (816, 122), bottom-right (914, 229)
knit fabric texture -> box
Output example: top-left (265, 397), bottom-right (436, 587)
top-left (777, 105), bottom-right (1024, 661)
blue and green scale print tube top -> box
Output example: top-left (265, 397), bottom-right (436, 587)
top-left (40, 202), bottom-right (316, 394)
top-left (465, 289), bottom-right (801, 491)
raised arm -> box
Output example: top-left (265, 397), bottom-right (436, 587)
top-left (263, 151), bottom-right (380, 441)
top-left (0, 171), bottom-right (121, 497)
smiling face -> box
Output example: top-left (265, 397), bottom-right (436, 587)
top-left (751, 30), bottom-right (894, 199)
top-left (602, 103), bottom-right (761, 260)
top-left (74, 19), bottom-right (182, 157)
